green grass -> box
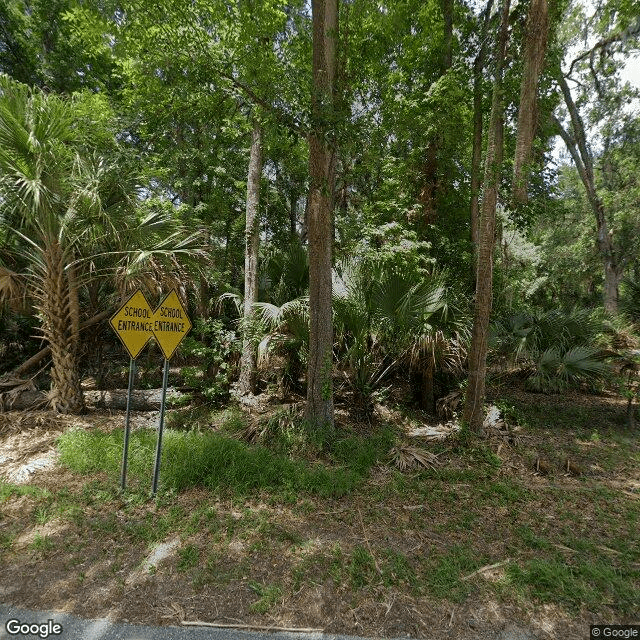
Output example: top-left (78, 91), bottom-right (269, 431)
top-left (506, 555), bottom-right (639, 614)
top-left (1, 391), bottom-right (636, 624)
top-left (0, 481), bottom-right (50, 502)
top-left (248, 582), bottom-right (282, 613)
top-left (30, 533), bottom-right (55, 554)
top-left (380, 548), bottom-right (417, 588)
top-left (481, 479), bottom-right (531, 506)
top-left (57, 427), bottom-right (364, 498)
top-left (177, 543), bottom-right (199, 571)
top-left (516, 524), bottom-right (551, 550)
top-left (330, 426), bottom-right (396, 475)
top-left (424, 545), bottom-right (485, 602)
top-left (348, 545), bottom-right (377, 589)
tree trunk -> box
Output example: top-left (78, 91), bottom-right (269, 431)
top-left (553, 74), bottom-right (621, 313)
top-left (306, 0), bottom-right (338, 432)
top-left (463, 0), bottom-right (510, 433)
top-left (41, 240), bottom-right (84, 413)
top-left (419, 1), bottom-right (454, 227)
top-left (470, 0), bottom-right (494, 267)
top-left (289, 188), bottom-right (299, 237)
top-left (512, 0), bottom-right (548, 204)
top-left (238, 121), bottom-right (263, 395)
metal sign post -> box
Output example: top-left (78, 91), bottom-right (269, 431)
top-left (110, 290), bottom-right (153, 492)
top-left (120, 357), bottom-right (136, 491)
top-left (151, 359), bottom-right (170, 496)
top-left (149, 290), bottom-right (192, 497)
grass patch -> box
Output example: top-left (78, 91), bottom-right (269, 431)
top-left (481, 479), bottom-right (531, 506)
top-left (348, 545), bottom-right (377, 589)
top-left (58, 427), bottom-right (363, 498)
top-left (330, 426), bottom-right (396, 475)
top-left (424, 545), bottom-right (484, 602)
top-left (506, 555), bottom-right (639, 614)
top-left (177, 543), bottom-right (199, 571)
top-left (0, 481), bottom-right (50, 502)
top-left (248, 582), bottom-right (282, 614)
top-left (380, 548), bottom-right (417, 588)
top-left (516, 524), bottom-right (550, 550)
top-left (30, 533), bottom-right (55, 554)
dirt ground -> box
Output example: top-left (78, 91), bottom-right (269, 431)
top-left (0, 389), bottom-right (638, 640)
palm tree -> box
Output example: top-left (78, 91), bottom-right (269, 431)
top-left (0, 75), bottom-right (205, 412)
top-left (0, 76), bottom-right (93, 411)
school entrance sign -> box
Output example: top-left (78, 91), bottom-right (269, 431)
top-left (109, 290), bottom-right (154, 359)
top-left (152, 289), bottom-right (192, 360)
top-left (110, 289), bottom-right (192, 360)
top-left (109, 289), bottom-right (192, 495)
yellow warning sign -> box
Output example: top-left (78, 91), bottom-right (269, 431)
top-left (109, 290), bottom-right (154, 359)
top-left (152, 289), bottom-right (192, 360)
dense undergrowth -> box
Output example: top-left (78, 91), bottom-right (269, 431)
top-left (57, 418), bottom-right (396, 498)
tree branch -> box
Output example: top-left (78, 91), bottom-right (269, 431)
top-left (566, 16), bottom-right (640, 77)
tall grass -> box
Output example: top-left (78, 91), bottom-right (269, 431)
top-left (57, 427), bottom-right (366, 497)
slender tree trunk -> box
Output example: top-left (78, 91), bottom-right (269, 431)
top-left (301, 194), bottom-right (309, 243)
top-left (552, 74), bottom-right (621, 313)
top-left (238, 121), bottom-right (263, 395)
top-left (419, 0), bottom-right (454, 227)
top-left (289, 189), bottom-right (298, 237)
top-left (306, 0), bottom-right (338, 431)
top-left (512, 0), bottom-right (549, 204)
top-left (463, 0), bottom-right (510, 432)
top-left (41, 240), bottom-right (84, 413)
top-left (470, 0), bottom-right (494, 265)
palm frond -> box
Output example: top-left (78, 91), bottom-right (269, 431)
top-left (389, 445), bottom-right (440, 471)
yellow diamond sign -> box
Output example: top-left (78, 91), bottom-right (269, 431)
top-left (152, 289), bottom-right (192, 360)
top-left (110, 290), bottom-right (154, 359)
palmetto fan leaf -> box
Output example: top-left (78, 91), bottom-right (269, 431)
top-left (528, 345), bottom-right (609, 392)
top-left (262, 240), bottom-right (309, 306)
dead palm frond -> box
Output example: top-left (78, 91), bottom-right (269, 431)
top-left (389, 445), bottom-right (441, 471)
top-left (0, 265), bottom-right (26, 311)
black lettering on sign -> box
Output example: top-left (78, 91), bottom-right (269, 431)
top-left (160, 308), bottom-right (183, 319)
top-left (124, 306), bottom-right (150, 318)
top-left (155, 320), bottom-right (186, 332)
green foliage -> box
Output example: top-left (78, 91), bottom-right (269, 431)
top-left (261, 240), bottom-right (309, 306)
top-left (333, 255), bottom-right (469, 411)
top-left (621, 276), bottom-right (640, 325)
top-left (179, 318), bottom-right (240, 403)
top-left (492, 308), bottom-right (610, 391)
top-left (252, 297), bottom-right (309, 392)
top-left (528, 346), bottom-right (609, 393)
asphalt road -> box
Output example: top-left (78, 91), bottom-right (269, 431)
top-left (0, 605), bottom-right (366, 640)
